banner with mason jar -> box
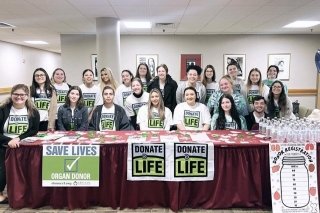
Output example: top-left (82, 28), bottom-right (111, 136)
top-left (269, 143), bottom-right (319, 212)
top-left (127, 142), bottom-right (214, 181)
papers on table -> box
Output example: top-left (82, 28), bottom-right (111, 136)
top-left (160, 135), bottom-right (179, 143)
top-left (127, 135), bottom-right (147, 143)
top-left (55, 136), bottom-right (80, 143)
top-left (190, 132), bottom-right (210, 142)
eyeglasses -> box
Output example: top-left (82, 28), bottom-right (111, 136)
top-left (35, 74), bottom-right (45, 78)
top-left (12, 93), bottom-right (27, 97)
top-left (272, 86), bottom-right (282, 89)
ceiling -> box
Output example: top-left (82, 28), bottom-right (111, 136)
top-left (0, 0), bottom-right (319, 53)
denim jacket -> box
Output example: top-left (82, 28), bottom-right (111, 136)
top-left (57, 104), bottom-right (88, 131)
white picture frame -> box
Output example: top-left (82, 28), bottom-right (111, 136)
top-left (268, 53), bottom-right (291, 80)
top-left (224, 54), bottom-right (246, 80)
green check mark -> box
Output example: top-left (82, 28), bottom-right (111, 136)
top-left (66, 156), bottom-right (80, 171)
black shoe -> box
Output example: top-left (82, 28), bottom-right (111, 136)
top-left (0, 197), bottom-right (8, 204)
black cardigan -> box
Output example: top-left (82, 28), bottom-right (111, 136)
top-left (0, 103), bottom-right (40, 145)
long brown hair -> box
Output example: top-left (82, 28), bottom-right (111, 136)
top-left (148, 88), bottom-right (165, 121)
top-left (246, 68), bottom-right (264, 95)
top-left (1, 84), bottom-right (38, 118)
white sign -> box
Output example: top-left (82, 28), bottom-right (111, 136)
top-left (269, 143), bottom-right (319, 212)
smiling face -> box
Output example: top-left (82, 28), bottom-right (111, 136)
top-left (272, 82), bottom-right (283, 96)
top-left (249, 71), bottom-right (260, 85)
top-left (187, 69), bottom-right (198, 84)
top-left (138, 64), bottom-right (148, 77)
top-left (150, 91), bottom-right (160, 107)
top-left (227, 65), bottom-right (238, 79)
top-left (184, 89), bottom-right (196, 105)
top-left (221, 97), bottom-right (232, 113)
top-left (132, 80), bottom-right (142, 94)
top-left (101, 70), bottom-right (109, 84)
top-left (83, 70), bottom-right (93, 84)
top-left (68, 89), bottom-right (80, 105)
top-left (103, 88), bottom-right (114, 105)
top-left (157, 66), bottom-right (167, 81)
top-left (53, 69), bottom-right (65, 84)
top-left (219, 78), bottom-right (232, 94)
top-left (122, 71), bottom-right (132, 86)
top-left (34, 70), bottom-right (46, 85)
top-left (11, 88), bottom-right (28, 108)
top-left (205, 68), bottom-right (214, 79)
top-left (267, 67), bottom-right (278, 80)
top-left (253, 99), bottom-right (266, 113)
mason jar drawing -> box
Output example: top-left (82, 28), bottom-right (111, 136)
top-left (280, 156), bottom-right (310, 208)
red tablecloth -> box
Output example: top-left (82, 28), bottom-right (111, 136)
top-left (5, 130), bottom-right (274, 210)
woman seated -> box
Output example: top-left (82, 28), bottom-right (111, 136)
top-left (124, 78), bottom-right (149, 130)
top-left (267, 80), bottom-right (295, 119)
top-left (207, 75), bottom-right (248, 117)
top-left (89, 86), bottom-right (131, 131)
top-left (211, 94), bottom-right (247, 130)
top-left (137, 88), bottom-right (173, 130)
top-left (0, 84), bottom-right (40, 204)
top-left (57, 86), bottom-right (88, 131)
top-left (174, 87), bottom-right (211, 130)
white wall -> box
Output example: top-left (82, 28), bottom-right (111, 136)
top-left (0, 41), bottom-right (61, 100)
top-left (60, 34), bottom-right (320, 109)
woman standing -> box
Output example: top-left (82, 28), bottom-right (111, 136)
top-left (244, 68), bottom-right (269, 112)
top-left (147, 64), bottom-right (178, 113)
top-left (227, 63), bottom-right (245, 95)
top-left (207, 75), bottom-right (248, 117)
top-left (211, 94), bottom-right (247, 130)
top-left (79, 69), bottom-right (103, 119)
top-left (57, 86), bottom-right (88, 131)
top-left (176, 65), bottom-right (206, 104)
top-left (174, 87), bottom-right (211, 130)
top-left (51, 68), bottom-right (71, 110)
top-left (0, 84), bottom-right (40, 203)
top-left (201, 64), bottom-right (219, 104)
top-left (114, 69), bottom-right (134, 109)
top-left (30, 68), bottom-right (57, 131)
top-left (136, 63), bottom-right (152, 91)
top-left (267, 80), bottom-right (295, 119)
top-left (262, 65), bottom-right (288, 94)
top-left (137, 88), bottom-right (173, 130)
top-left (124, 78), bottom-right (149, 130)
top-left (98, 67), bottom-right (118, 91)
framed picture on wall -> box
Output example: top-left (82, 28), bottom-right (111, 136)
top-left (136, 54), bottom-right (158, 78)
top-left (224, 54), bottom-right (246, 80)
top-left (91, 54), bottom-right (98, 81)
top-left (180, 54), bottom-right (202, 80)
top-left (268, 53), bottom-right (291, 80)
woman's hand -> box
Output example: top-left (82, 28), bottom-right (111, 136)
top-left (8, 137), bottom-right (20, 148)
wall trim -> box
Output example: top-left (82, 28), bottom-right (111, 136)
top-left (0, 87), bottom-right (12, 94)
top-left (288, 89), bottom-right (317, 96)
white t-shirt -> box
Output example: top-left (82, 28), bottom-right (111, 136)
top-left (205, 82), bottom-right (219, 103)
top-left (53, 82), bottom-right (69, 117)
top-left (114, 84), bottom-right (132, 109)
top-left (79, 84), bottom-right (102, 114)
top-left (173, 102), bottom-right (211, 130)
top-left (3, 106), bottom-right (29, 138)
top-left (32, 89), bottom-right (51, 122)
top-left (137, 105), bottom-right (173, 130)
top-left (99, 105), bottom-right (116, 131)
top-left (124, 92), bottom-right (149, 117)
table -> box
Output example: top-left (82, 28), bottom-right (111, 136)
top-left (6, 130), bottom-right (276, 211)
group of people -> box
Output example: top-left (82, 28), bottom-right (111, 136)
top-left (0, 62), bottom-right (295, 203)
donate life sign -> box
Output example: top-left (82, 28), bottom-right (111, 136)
top-left (127, 142), bottom-right (214, 181)
top-left (42, 145), bottom-right (100, 187)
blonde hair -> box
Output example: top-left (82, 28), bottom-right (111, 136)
top-left (148, 88), bottom-right (165, 121)
top-left (1, 84), bottom-right (37, 118)
top-left (100, 67), bottom-right (119, 91)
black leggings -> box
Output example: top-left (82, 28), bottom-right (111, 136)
top-left (0, 147), bottom-right (6, 192)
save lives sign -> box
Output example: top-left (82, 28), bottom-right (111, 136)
top-left (127, 142), bottom-right (214, 181)
top-left (42, 145), bottom-right (100, 187)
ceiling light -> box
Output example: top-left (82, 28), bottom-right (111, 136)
top-left (24, 41), bottom-right (48, 44)
top-left (283, 21), bottom-right (320, 28)
top-left (123, 21), bottom-right (151, 29)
